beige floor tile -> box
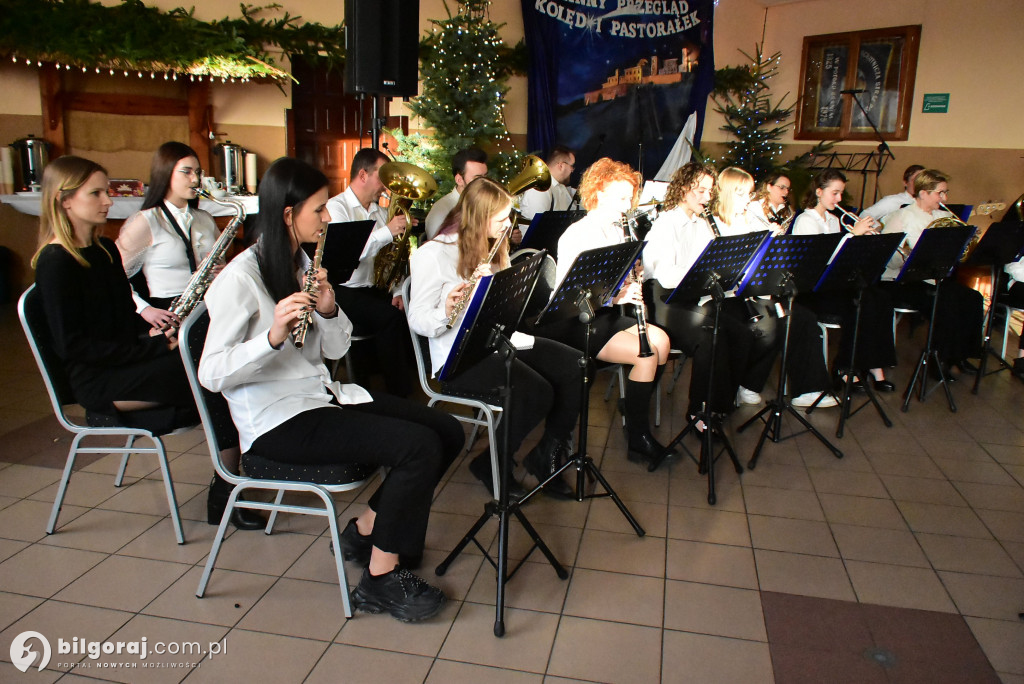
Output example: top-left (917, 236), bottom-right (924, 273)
top-left (845, 560), bottom-right (956, 612)
top-left (667, 505), bottom-right (751, 547)
top-left (865, 452), bottom-right (944, 478)
top-left (185, 627), bottom-right (325, 683)
top-left (0, 538), bottom-right (29, 565)
top-left (439, 602), bottom-right (559, 672)
top-left (664, 579), bottom-right (766, 641)
top-left (33, 471), bottom-right (121, 509)
top-left (966, 617), bottom-right (1024, 676)
top-left (739, 462), bottom-right (814, 491)
top-left (465, 559), bottom-right (571, 614)
top-left (0, 662), bottom-right (62, 682)
top-left (818, 492), bottom-right (909, 530)
top-left (200, 526), bottom-right (315, 576)
top-left (488, 521), bottom-right (583, 567)
top-left (879, 473), bottom-right (968, 506)
top-left (0, 590), bottom-right (43, 632)
top-left (919, 436), bottom-right (993, 460)
top-left (39, 508), bottom-right (162, 554)
top-left (237, 577), bottom-right (348, 640)
top-left (144, 565), bottom-right (277, 627)
top-left (0, 464), bottom-right (62, 499)
top-left (742, 485), bottom-right (824, 521)
top-left (423, 510), bottom-right (492, 556)
top-left (939, 571), bottom-right (1024, 620)
top-left (116, 518), bottom-right (222, 564)
top-left (983, 443), bottom-right (1024, 466)
top-left (78, 451), bottom-right (158, 480)
top-left (336, 596), bottom-right (459, 657)
top-left (955, 482), bottom-right (1024, 513)
top-left (830, 523), bottom-right (929, 567)
top-left (748, 515), bottom-right (839, 557)
top-left (596, 469), bottom-right (670, 505)
top-left (934, 457), bottom-right (1019, 486)
top-left (517, 493), bottom-right (590, 530)
top-left (431, 480), bottom-right (497, 517)
top-left (666, 539), bottom-right (758, 589)
top-left (0, 498), bottom-right (88, 543)
top-left (306, 643), bottom-right (435, 684)
top-left (427, 658), bottom-right (543, 683)
top-left (662, 629), bottom-right (774, 684)
top-left (1004, 541), bottom-right (1024, 572)
top-left (562, 568), bottom-right (663, 626)
top-left (803, 448), bottom-right (876, 473)
top-left (897, 501), bottom-right (993, 538)
top-left (574, 528), bottom-right (665, 577)
top-left (586, 498), bottom-right (667, 538)
top-left (808, 467), bottom-right (889, 498)
top-left (917, 533), bottom-right (1023, 578)
top-left (97, 478), bottom-right (205, 519)
top-left (670, 477), bottom-right (747, 512)
top-left (753, 549), bottom-right (854, 601)
top-left (0, 544), bottom-right (106, 597)
top-left (547, 615), bottom-right (662, 684)
top-left (53, 554), bottom-right (189, 612)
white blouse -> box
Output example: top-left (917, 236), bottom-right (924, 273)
top-left (520, 177), bottom-right (576, 220)
top-left (198, 246), bottom-right (371, 452)
top-left (880, 203), bottom-right (951, 280)
top-left (407, 233), bottom-right (463, 376)
top-left (642, 207), bottom-right (714, 290)
top-left (325, 186), bottom-right (396, 288)
top-left (554, 212), bottom-right (630, 291)
top-left (424, 188), bottom-right (460, 241)
top-left (116, 202), bottom-right (219, 312)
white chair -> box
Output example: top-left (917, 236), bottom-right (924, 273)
top-left (180, 304), bottom-right (381, 618)
top-left (401, 280), bottom-right (504, 499)
top-left (817, 320), bottom-right (842, 367)
top-left (998, 303), bottom-right (1024, 361)
top-left (893, 307), bottom-right (919, 344)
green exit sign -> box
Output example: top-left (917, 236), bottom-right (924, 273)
top-left (922, 94), bottom-right (949, 113)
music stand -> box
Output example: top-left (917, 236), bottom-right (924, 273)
top-left (895, 224), bottom-right (976, 412)
top-left (518, 210), bottom-right (586, 257)
top-left (808, 233), bottom-right (903, 437)
top-left (735, 234), bottom-right (845, 469)
top-left (433, 252), bottom-right (568, 638)
top-left (532, 241), bottom-right (646, 536)
top-left (317, 220), bottom-right (376, 286)
top-left (646, 231), bottom-right (770, 506)
top-left (961, 220), bottom-right (1024, 393)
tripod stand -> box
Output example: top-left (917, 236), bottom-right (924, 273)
top-left (901, 275), bottom-right (958, 412)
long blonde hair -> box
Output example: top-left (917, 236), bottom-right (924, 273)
top-left (456, 177), bottom-right (512, 280)
top-left (713, 167), bottom-right (754, 222)
top-left (31, 156), bottom-right (109, 268)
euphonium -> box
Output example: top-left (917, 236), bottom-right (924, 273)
top-left (372, 161), bottom-right (438, 292)
top-left (508, 154), bottom-right (552, 230)
top-left (931, 202), bottom-right (978, 262)
top-left (293, 225), bottom-right (329, 349)
top-left (168, 189), bottom-right (245, 323)
top-left (619, 210), bottom-right (654, 358)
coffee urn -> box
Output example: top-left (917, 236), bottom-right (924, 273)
top-left (214, 141), bottom-right (246, 194)
top-left (10, 135), bottom-right (51, 192)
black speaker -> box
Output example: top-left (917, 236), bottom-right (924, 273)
top-left (344, 0), bottom-right (420, 97)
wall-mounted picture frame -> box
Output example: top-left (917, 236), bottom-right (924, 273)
top-left (795, 25), bottom-right (921, 141)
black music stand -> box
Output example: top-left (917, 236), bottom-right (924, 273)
top-left (808, 234), bottom-right (903, 437)
top-left (432, 252), bottom-right (568, 638)
top-left (647, 231), bottom-right (770, 506)
top-left (962, 220), bottom-right (1024, 394)
top-left (318, 220), bottom-right (376, 286)
top-left (532, 241), bottom-right (646, 536)
top-left (735, 234), bottom-right (845, 469)
top-left (518, 210), bottom-right (586, 257)
top-left (896, 225), bottom-right (976, 412)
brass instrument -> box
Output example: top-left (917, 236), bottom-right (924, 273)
top-left (508, 154), bottom-right (552, 233)
top-left (372, 162), bottom-right (438, 292)
top-left (168, 189), bottom-right (245, 323)
top-left (619, 210), bottom-right (655, 358)
top-left (292, 225), bottom-right (329, 349)
top-left (445, 222), bottom-right (515, 329)
top-left (835, 205), bottom-right (879, 233)
top-left (932, 203), bottom-right (980, 262)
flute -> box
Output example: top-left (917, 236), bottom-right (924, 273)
top-left (445, 222), bottom-right (514, 329)
top-left (292, 226), bottom-right (329, 349)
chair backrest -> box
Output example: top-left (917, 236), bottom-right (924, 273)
top-left (18, 284), bottom-right (80, 427)
top-left (400, 279), bottom-right (442, 396)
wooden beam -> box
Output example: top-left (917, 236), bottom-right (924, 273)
top-left (62, 92), bottom-right (190, 117)
top-left (187, 82), bottom-right (212, 171)
top-left (38, 65), bottom-right (65, 156)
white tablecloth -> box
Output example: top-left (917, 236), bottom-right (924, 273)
top-left (0, 194), bottom-right (259, 219)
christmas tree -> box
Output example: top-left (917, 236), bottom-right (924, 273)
top-left (391, 0), bottom-right (520, 197)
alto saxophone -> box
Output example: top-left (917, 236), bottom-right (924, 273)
top-left (168, 189), bottom-right (245, 323)
top-left (445, 223), bottom-right (513, 329)
top-left (292, 226), bottom-right (329, 349)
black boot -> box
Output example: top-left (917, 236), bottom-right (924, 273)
top-left (624, 376), bottom-right (667, 465)
top-left (523, 433), bottom-right (573, 499)
top-left (468, 451), bottom-right (527, 499)
top-left (207, 475), bottom-right (266, 530)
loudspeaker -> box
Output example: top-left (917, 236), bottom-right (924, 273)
top-left (344, 0), bottom-right (420, 97)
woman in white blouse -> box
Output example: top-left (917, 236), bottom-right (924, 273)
top-left (117, 142), bottom-right (220, 330)
top-left (200, 157), bottom-right (463, 622)
top-left (748, 171), bottom-right (794, 233)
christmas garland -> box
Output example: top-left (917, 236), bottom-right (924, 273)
top-left (0, 0), bottom-right (346, 82)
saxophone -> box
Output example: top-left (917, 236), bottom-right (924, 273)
top-left (168, 189), bottom-right (245, 322)
top-left (292, 226), bottom-right (329, 349)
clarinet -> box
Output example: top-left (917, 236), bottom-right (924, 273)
top-left (701, 208), bottom-right (722, 238)
top-left (292, 226), bottom-right (329, 349)
top-left (619, 211), bottom-right (654, 358)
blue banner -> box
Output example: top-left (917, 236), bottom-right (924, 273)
top-left (521, 0), bottom-right (715, 176)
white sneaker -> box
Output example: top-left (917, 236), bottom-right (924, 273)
top-left (735, 386), bottom-right (762, 406)
top-left (791, 391), bottom-right (838, 408)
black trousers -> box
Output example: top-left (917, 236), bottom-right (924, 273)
top-left (334, 286), bottom-right (413, 397)
top-left (442, 338), bottom-right (583, 456)
top-left (799, 287), bottom-right (897, 371)
top-left (734, 299), bottom-right (831, 396)
top-left (880, 279), bottom-right (983, 361)
top-left (245, 393), bottom-right (464, 557)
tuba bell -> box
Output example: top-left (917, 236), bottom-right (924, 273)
top-left (373, 161), bottom-right (438, 291)
top-left (508, 155), bottom-right (552, 231)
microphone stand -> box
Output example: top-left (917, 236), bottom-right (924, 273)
top-left (842, 90), bottom-right (895, 208)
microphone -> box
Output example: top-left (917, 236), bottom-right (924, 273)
top-left (840, 88), bottom-right (866, 95)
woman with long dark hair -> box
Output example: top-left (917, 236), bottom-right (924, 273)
top-left (199, 157), bottom-right (463, 622)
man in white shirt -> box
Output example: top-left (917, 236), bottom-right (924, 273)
top-left (423, 147), bottom-right (488, 241)
top-left (518, 145), bottom-right (578, 222)
top-left (326, 148), bottom-right (414, 396)
top-left (860, 164), bottom-right (924, 221)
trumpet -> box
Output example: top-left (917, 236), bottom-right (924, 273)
top-left (618, 210), bottom-right (654, 358)
top-left (445, 222), bottom-right (514, 329)
top-left (292, 226), bottom-right (329, 349)
top-left (835, 205), bottom-right (879, 234)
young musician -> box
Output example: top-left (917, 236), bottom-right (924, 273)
top-left (423, 147), bottom-right (488, 241)
top-left (408, 177), bottom-right (580, 499)
top-left (200, 157), bottom-right (463, 622)
top-left (792, 169), bottom-right (897, 391)
top-left (861, 164), bottom-right (925, 222)
top-left (880, 169), bottom-right (984, 377)
top-left (325, 148), bottom-right (414, 397)
top-left (116, 142), bottom-right (221, 330)
top-left (748, 171), bottom-right (794, 233)
top-left (546, 158), bottom-right (672, 465)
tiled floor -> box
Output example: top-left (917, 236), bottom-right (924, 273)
top-left (0, 299), bottom-right (1023, 683)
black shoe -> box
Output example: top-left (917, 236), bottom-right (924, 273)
top-left (339, 518), bottom-right (372, 565)
top-left (872, 378), bottom-right (895, 392)
top-left (627, 432), bottom-right (666, 465)
top-left (207, 476), bottom-right (266, 530)
top-left (350, 567), bottom-right (446, 622)
top-left (468, 452), bottom-right (527, 499)
top-left (523, 437), bottom-right (573, 499)
top-left (956, 359), bottom-right (979, 374)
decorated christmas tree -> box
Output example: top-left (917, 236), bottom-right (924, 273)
top-left (391, 0), bottom-right (520, 197)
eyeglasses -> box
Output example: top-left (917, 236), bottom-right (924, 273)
top-left (177, 167), bottom-right (203, 179)
top-left (771, 183), bottom-right (791, 192)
